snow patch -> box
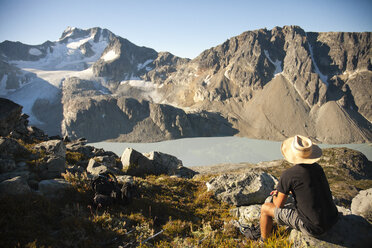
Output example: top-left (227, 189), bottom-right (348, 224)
top-left (120, 80), bottom-right (154, 88)
top-left (306, 38), bottom-right (328, 86)
top-left (29, 48), bottom-right (42, 56)
top-left (264, 50), bottom-right (282, 75)
top-left (204, 75), bottom-right (212, 85)
top-left (137, 59), bottom-right (153, 71)
top-left (66, 36), bottom-right (92, 49)
top-left (12, 34), bottom-right (109, 71)
top-left (102, 50), bottom-right (119, 62)
top-left (224, 67), bottom-right (232, 80)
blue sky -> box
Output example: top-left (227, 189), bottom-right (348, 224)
top-left (0, 0), bottom-right (371, 59)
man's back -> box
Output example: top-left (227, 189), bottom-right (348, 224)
top-left (277, 163), bottom-right (339, 235)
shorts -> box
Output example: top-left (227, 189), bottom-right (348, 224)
top-left (274, 207), bottom-right (314, 236)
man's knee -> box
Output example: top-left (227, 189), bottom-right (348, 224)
top-left (261, 202), bottom-right (276, 217)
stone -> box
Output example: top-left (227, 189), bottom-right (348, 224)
top-left (94, 155), bottom-right (117, 168)
top-left (34, 140), bottom-right (66, 158)
top-left (121, 148), bottom-right (153, 176)
top-left (0, 176), bottom-right (31, 195)
top-left (0, 158), bottom-right (16, 173)
top-left (206, 172), bottom-right (278, 206)
top-left (230, 205), bottom-right (262, 225)
top-left (144, 151), bottom-right (183, 175)
top-left (38, 179), bottom-right (72, 198)
top-left (351, 188), bottom-right (372, 222)
top-left (45, 156), bottom-right (66, 178)
top-left (0, 170), bottom-right (30, 183)
top-left (86, 159), bottom-right (109, 176)
top-left (289, 213), bottom-right (372, 248)
top-left (121, 148), bottom-right (194, 177)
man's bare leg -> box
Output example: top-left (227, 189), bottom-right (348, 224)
top-left (260, 202), bottom-right (276, 240)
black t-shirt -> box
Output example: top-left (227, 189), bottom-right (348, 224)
top-left (277, 163), bottom-right (339, 235)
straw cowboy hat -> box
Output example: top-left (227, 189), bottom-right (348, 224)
top-left (281, 135), bottom-right (322, 164)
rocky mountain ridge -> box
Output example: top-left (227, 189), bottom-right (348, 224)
top-left (0, 26), bottom-right (371, 143)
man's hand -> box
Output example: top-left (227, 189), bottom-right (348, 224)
top-left (270, 190), bottom-right (278, 196)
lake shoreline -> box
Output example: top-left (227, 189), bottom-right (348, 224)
top-left (89, 137), bottom-right (372, 167)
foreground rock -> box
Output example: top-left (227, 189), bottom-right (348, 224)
top-left (351, 188), bottom-right (372, 222)
top-left (38, 179), bottom-right (72, 198)
top-left (289, 213), bottom-right (372, 248)
top-left (121, 148), bottom-right (197, 178)
top-left (0, 176), bottom-right (31, 195)
top-left (206, 172), bottom-right (277, 206)
top-left (230, 205), bottom-right (262, 225)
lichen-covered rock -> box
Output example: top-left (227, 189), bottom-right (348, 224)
top-left (206, 172), bottom-right (278, 206)
top-left (230, 205), bottom-right (262, 225)
top-left (351, 188), bottom-right (372, 222)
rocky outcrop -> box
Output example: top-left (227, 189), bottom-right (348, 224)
top-left (92, 36), bottom-right (158, 81)
top-left (206, 172), bottom-right (277, 206)
top-left (0, 98), bottom-right (22, 136)
top-left (61, 95), bottom-right (237, 142)
top-left (121, 147), bottom-right (196, 178)
top-left (320, 148), bottom-right (372, 180)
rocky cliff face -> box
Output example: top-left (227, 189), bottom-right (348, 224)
top-left (0, 26), bottom-right (371, 143)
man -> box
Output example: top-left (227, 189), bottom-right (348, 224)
top-left (259, 135), bottom-right (339, 242)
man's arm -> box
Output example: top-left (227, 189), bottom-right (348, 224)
top-left (271, 190), bottom-right (288, 208)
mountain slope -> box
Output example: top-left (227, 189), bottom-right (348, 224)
top-left (0, 26), bottom-right (371, 144)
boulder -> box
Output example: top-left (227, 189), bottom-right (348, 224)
top-left (289, 214), bottom-right (372, 248)
top-left (0, 98), bottom-right (22, 137)
top-left (206, 172), bottom-right (278, 206)
top-left (44, 156), bottom-right (66, 179)
top-left (0, 176), bottom-right (31, 195)
top-left (230, 205), bottom-right (262, 225)
top-left (121, 148), bottom-right (195, 177)
top-left (351, 188), bottom-right (372, 222)
top-left (121, 148), bottom-right (155, 176)
top-left (34, 140), bottom-right (66, 158)
top-left (94, 155), bottom-right (117, 168)
top-left (38, 179), bottom-right (72, 198)
top-left (144, 151), bottom-right (183, 175)
top-left (86, 159), bottom-right (110, 176)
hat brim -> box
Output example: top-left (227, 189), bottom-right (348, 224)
top-left (281, 136), bottom-right (322, 164)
